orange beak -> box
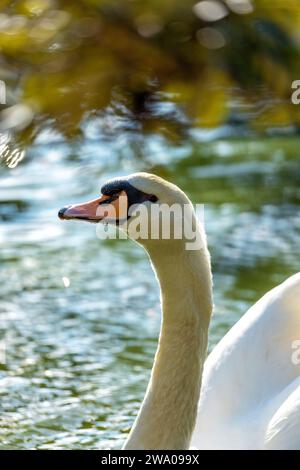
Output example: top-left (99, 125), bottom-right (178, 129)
top-left (58, 191), bottom-right (128, 224)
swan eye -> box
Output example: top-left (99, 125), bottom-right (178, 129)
top-left (99, 193), bottom-right (119, 205)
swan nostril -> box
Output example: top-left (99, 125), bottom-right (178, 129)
top-left (58, 206), bottom-right (70, 219)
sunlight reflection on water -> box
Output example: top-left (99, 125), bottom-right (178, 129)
top-left (0, 135), bottom-right (299, 449)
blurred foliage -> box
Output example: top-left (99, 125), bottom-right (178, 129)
top-left (0, 0), bottom-right (300, 144)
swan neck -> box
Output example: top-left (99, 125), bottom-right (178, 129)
top-left (124, 244), bottom-right (212, 450)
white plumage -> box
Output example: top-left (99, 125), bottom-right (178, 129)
top-left (192, 273), bottom-right (300, 449)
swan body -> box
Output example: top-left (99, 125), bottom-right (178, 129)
top-left (192, 273), bottom-right (300, 449)
top-left (59, 172), bottom-right (300, 450)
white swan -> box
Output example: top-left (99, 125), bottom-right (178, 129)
top-left (58, 172), bottom-right (300, 450)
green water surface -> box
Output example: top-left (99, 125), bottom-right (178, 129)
top-left (0, 135), bottom-right (299, 449)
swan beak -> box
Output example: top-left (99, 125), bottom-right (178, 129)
top-left (58, 191), bottom-right (128, 224)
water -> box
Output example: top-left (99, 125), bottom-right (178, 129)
top-left (0, 135), bottom-right (299, 449)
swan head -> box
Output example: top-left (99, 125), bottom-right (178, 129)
top-left (58, 172), bottom-right (201, 251)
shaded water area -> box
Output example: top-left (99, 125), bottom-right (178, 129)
top-left (0, 135), bottom-right (299, 449)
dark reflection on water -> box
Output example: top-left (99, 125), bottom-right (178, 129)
top-left (0, 136), bottom-right (299, 449)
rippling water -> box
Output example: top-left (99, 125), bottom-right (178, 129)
top-left (0, 135), bottom-right (299, 449)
